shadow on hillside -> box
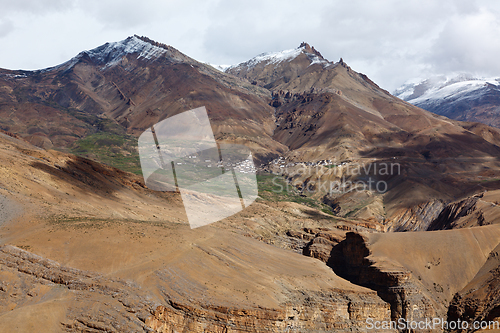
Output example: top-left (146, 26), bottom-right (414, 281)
top-left (352, 132), bottom-right (500, 210)
top-left (30, 155), bottom-right (143, 197)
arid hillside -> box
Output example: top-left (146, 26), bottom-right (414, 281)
top-left (2, 131), bottom-right (500, 332)
top-left (2, 37), bottom-right (500, 332)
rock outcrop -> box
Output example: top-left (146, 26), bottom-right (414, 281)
top-left (447, 242), bottom-right (500, 331)
top-left (328, 232), bottom-right (438, 323)
top-left (428, 195), bottom-right (484, 230)
top-left (300, 227), bottom-right (500, 332)
top-left (387, 200), bottom-right (446, 231)
top-left (0, 239), bottom-right (394, 332)
top-left (146, 290), bottom-right (391, 333)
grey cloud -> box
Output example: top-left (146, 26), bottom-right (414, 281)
top-left (73, 0), bottom-right (217, 30)
top-left (202, 0), bottom-right (325, 63)
top-left (74, 0), bottom-right (155, 29)
top-left (0, 19), bottom-right (14, 38)
top-left (202, 0), bottom-right (462, 89)
top-left (1, 0), bottom-right (500, 91)
top-left (428, 8), bottom-right (500, 75)
top-left (0, 0), bottom-right (75, 15)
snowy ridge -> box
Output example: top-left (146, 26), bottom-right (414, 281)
top-left (410, 79), bottom-right (500, 105)
top-left (394, 74), bottom-right (500, 105)
top-left (50, 36), bottom-right (169, 72)
top-left (226, 44), bottom-right (330, 72)
top-left (392, 77), bottom-right (429, 100)
top-left (87, 35), bottom-right (168, 69)
top-left (233, 47), bottom-right (303, 69)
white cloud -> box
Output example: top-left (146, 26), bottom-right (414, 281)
top-left (0, 18), bottom-right (14, 38)
top-left (0, 0), bottom-right (499, 90)
top-left (0, 0), bottom-right (75, 14)
top-left (429, 8), bottom-right (500, 75)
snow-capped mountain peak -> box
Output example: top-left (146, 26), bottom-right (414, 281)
top-left (53, 35), bottom-right (181, 72)
top-left (93, 35), bottom-right (168, 66)
top-left (231, 47), bottom-right (302, 70)
top-left (226, 42), bottom-right (330, 72)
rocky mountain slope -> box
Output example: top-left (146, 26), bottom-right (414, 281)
top-left (394, 74), bottom-right (500, 128)
top-left (6, 37), bottom-right (500, 230)
top-left (3, 37), bottom-right (500, 234)
top-left (0, 128), bottom-right (397, 332)
top-left (0, 35), bottom-right (284, 166)
top-left (2, 37), bottom-right (500, 331)
top-left (2, 113), bottom-right (500, 332)
top-left (227, 43), bottom-right (500, 230)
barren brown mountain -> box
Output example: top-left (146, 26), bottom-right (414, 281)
top-left (0, 36), bottom-right (284, 165)
top-left (1, 37), bottom-right (500, 332)
top-left (229, 43), bottom-right (500, 231)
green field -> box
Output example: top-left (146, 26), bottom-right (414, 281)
top-left (70, 131), bottom-right (142, 174)
top-left (256, 173), bottom-right (333, 212)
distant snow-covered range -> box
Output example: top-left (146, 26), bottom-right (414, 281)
top-left (205, 63), bottom-right (231, 72)
top-left (393, 74), bottom-right (500, 128)
top-left (394, 74), bottom-right (500, 104)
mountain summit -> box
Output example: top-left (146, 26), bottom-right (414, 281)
top-left (225, 42), bottom-right (389, 103)
top-left (226, 42), bottom-right (332, 89)
top-left (54, 35), bottom-right (192, 72)
top-left (298, 42), bottom-right (323, 57)
top-left (228, 42), bottom-right (329, 70)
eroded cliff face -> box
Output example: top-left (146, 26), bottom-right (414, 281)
top-left (300, 227), bottom-right (500, 333)
top-left (428, 194), bottom-right (490, 230)
top-left (447, 243), bottom-right (500, 332)
top-left (326, 233), bottom-right (439, 323)
top-left (145, 290), bottom-right (391, 332)
top-left (387, 189), bottom-right (500, 232)
top-left (298, 228), bottom-right (428, 322)
top-left (0, 239), bottom-right (393, 333)
top-left (387, 200), bottom-right (446, 232)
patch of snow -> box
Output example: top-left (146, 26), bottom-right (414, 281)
top-left (3, 73), bottom-right (28, 79)
top-left (410, 78), bottom-right (500, 105)
top-left (41, 56), bottom-right (81, 73)
top-left (205, 63), bottom-right (231, 72)
top-left (248, 48), bottom-right (303, 67)
top-left (227, 44), bottom-right (332, 72)
top-left (308, 53), bottom-right (329, 67)
top-left (393, 77), bottom-right (426, 99)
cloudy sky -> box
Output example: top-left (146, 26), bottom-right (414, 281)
top-left (1, 0), bottom-right (499, 91)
